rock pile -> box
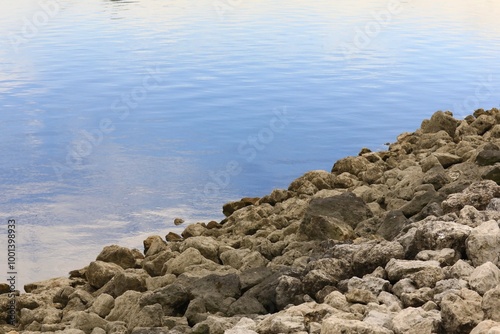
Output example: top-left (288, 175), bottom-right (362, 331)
top-left (2, 109), bottom-right (500, 334)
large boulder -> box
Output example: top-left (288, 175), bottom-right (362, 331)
top-left (442, 180), bottom-right (500, 213)
top-left (85, 261), bottom-right (123, 289)
top-left (420, 111), bottom-right (460, 138)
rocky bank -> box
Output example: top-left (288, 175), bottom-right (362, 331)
top-left (3, 109), bottom-right (500, 334)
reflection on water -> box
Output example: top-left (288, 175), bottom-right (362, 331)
top-left (1, 0), bottom-right (500, 289)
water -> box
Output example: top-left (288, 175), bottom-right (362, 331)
top-left (1, 0), bottom-right (500, 289)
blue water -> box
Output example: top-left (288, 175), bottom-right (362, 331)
top-left (1, 0), bottom-right (500, 288)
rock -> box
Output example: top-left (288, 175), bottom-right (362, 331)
top-left (468, 262), bottom-right (500, 296)
top-left (442, 180), bottom-right (500, 213)
top-left (400, 287), bottom-right (433, 307)
top-left (471, 114), bottom-right (496, 135)
top-left (129, 328), bottom-right (172, 334)
top-left (352, 241), bottom-right (405, 277)
top-left (139, 283), bottom-right (190, 316)
top-left (89, 293), bottom-right (114, 318)
top-left (345, 288), bottom-right (377, 304)
top-left (166, 232), bottom-right (183, 242)
top-left (142, 249), bottom-right (178, 277)
top-left (302, 258), bottom-right (351, 296)
top-left (70, 311), bottom-right (108, 334)
top-left (400, 184), bottom-right (440, 217)
top-left (179, 236), bottom-right (220, 263)
top-left (433, 152), bottom-right (462, 168)
top-left (421, 111), bottom-right (460, 138)
top-left (440, 288), bottom-right (484, 334)
top-left (476, 148), bottom-right (500, 166)
top-left (145, 274), bottom-right (176, 291)
top-left (466, 220), bottom-right (500, 267)
top-left (408, 219), bottom-right (472, 258)
top-left (376, 210), bottom-right (409, 241)
top-left (105, 290), bottom-right (142, 326)
top-left (143, 235), bottom-right (168, 256)
top-left (129, 304), bottom-right (163, 328)
top-left (174, 218), bottom-right (185, 226)
top-left (321, 316), bottom-right (393, 334)
top-left (86, 261), bottom-right (123, 289)
top-left (113, 269), bottom-right (148, 297)
top-left (297, 215), bottom-right (355, 241)
top-left (391, 307), bottom-right (441, 334)
top-left (415, 248), bottom-right (458, 266)
top-left (304, 192), bottom-right (373, 229)
top-left (227, 296), bottom-right (267, 316)
top-left (256, 312), bottom-right (306, 334)
top-left (181, 223), bottom-right (207, 239)
top-left (449, 259), bottom-right (475, 280)
top-left (165, 247), bottom-right (216, 275)
top-left (482, 286), bottom-right (500, 321)
top-left (324, 291), bottom-right (350, 312)
top-left (347, 276), bottom-right (390, 296)
top-left (385, 259), bottom-right (440, 283)
top-left (223, 197), bottom-right (260, 217)
top-left (483, 166), bottom-right (500, 184)
top-left (471, 320), bottom-right (500, 334)
top-left (96, 245), bottom-right (137, 269)
top-left (378, 291), bottom-right (403, 312)
top-left (332, 156), bottom-right (370, 177)
top-left (275, 275), bottom-right (303, 309)
top-left (192, 315), bottom-right (238, 334)
top-left (363, 310), bottom-right (394, 329)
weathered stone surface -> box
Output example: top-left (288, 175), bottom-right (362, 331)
top-left (165, 247), bottom-right (216, 275)
top-left (70, 311), bottom-right (108, 334)
top-left (223, 197), bottom-right (260, 217)
top-left (420, 111), bottom-right (460, 138)
top-left (442, 180), bottom-right (500, 213)
top-left (143, 235), bottom-right (168, 256)
top-left (466, 220), bottom-right (500, 267)
top-left (468, 262), bottom-right (500, 296)
top-left (377, 210), bottom-right (409, 241)
top-left (88, 293), bottom-right (114, 318)
top-left (139, 283), bottom-right (190, 317)
top-left (433, 152), bottom-right (462, 168)
top-left (96, 245), bottom-right (137, 269)
top-left (321, 316), bottom-right (393, 334)
top-left (332, 156), bottom-right (371, 177)
top-left (113, 269), bottom-right (148, 297)
top-left (275, 275), bottom-right (303, 310)
top-left (86, 261), bottom-right (123, 289)
top-left (105, 290), bottom-right (142, 326)
top-left (482, 286), bottom-right (500, 322)
top-left (179, 236), bottom-right (220, 263)
top-left (352, 241), bottom-right (405, 277)
top-left (471, 320), bottom-right (500, 334)
top-left (391, 307), bottom-right (441, 334)
top-left (385, 259), bottom-right (440, 283)
top-left (440, 288), bottom-right (484, 334)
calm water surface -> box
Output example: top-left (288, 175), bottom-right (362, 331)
top-left (1, 0), bottom-right (500, 288)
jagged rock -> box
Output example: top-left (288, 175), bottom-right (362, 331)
top-left (225, 317), bottom-right (258, 334)
top-left (297, 214), bottom-right (355, 241)
top-left (476, 148), bottom-right (500, 166)
top-left (145, 274), bottom-right (176, 290)
top-left (347, 276), bottom-right (390, 296)
top-left (415, 248), bottom-right (458, 266)
top-left (471, 320), bottom-right (500, 334)
top-left (442, 180), bottom-right (500, 213)
top-left (139, 283), bottom-right (190, 317)
top-left (129, 304), bottom-right (163, 328)
top-left (70, 311), bottom-right (108, 334)
top-left (433, 152), bottom-right (462, 168)
top-left (96, 245), bottom-right (137, 269)
top-left (482, 286), bottom-right (500, 322)
top-left (466, 220), bottom-right (500, 267)
top-left (391, 307), bottom-right (441, 334)
top-left (105, 290), bottom-right (142, 326)
top-left (468, 262), bottom-right (500, 296)
top-left (471, 114), bottom-right (496, 135)
top-left (378, 291), bottom-right (403, 312)
top-left (227, 296), bottom-right (267, 316)
top-left (352, 241), bottom-right (405, 277)
top-left (363, 310), bottom-right (394, 329)
top-left (181, 223), bottom-right (207, 239)
top-left (166, 232), bottom-right (183, 242)
top-left (302, 258), bottom-right (351, 296)
top-left (323, 291), bottom-right (350, 312)
top-left (165, 247), bottom-right (217, 275)
top-left (86, 261), bottom-right (123, 289)
top-left (223, 197), bottom-right (260, 217)
top-left (113, 269), bottom-right (148, 297)
top-left (376, 210), bottom-right (409, 241)
top-left (192, 315), bottom-right (239, 334)
top-left (400, 287), bottom-right (433, 307)
top-left (332, 156), bottom-right (371, 177)
top-left (88, 293), bottom-right (114, 318)
top-left (142, 249), bottom-right (178, 277)
top-left (321, 316), bottom-right (393, 334)
top-left (179, 236), bottom-right (220, 263)
top-left (143, 235), bottom-right (168, 256)
top-left (385, 259), bottom-right (440, 283)
top-left (449, 259), bottom-right (475, 280)
top-left (440, 288), bottom-right (484, 334)
top-left (420, 111), bottom-right (460, 138)
top-left (275, 275), bottom-right (303, 309)
top-left (401, 184), bottom-right (441, 217)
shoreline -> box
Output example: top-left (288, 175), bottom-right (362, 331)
top-left (2, 108), bottom-right (500, 333)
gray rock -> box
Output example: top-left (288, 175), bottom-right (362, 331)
top-left (352, 241), bottom-right (405, 277)
top-left (106, 290), bottom-right (142, 325)
top-left (400, 287), bottom-right (433, 307)
top-left (347, 276), bottom-right (390, 296)
top-left (139, 283), bottom-right (190, 316)
top-left (302, 258), bottom-right (351, 296)
top-left (143, 235), bottom-right (168, 257)
top-left (113, 269), bottom-right (148, 297)
top-left (449, 259), bottom-right (475, 280)
top-left (468, 262), bottom-right (500, 296)
top-left (129, 304), bottom-right (163, 328)
top-left (96, 245), bottom-right (137, 269)
top-left (275, 275), bottom-right (303, 310)
top-left (165, 247), bottom-right (217, 275)
top-left (179, 236), bottom-right (220, 263)
top-left (145, 274), bottom-right (176, 290)
top-left (227, 296), bottom-right (267, 316)
top-left (377, 291), bottom-right (403, 312)
top-left (440, 288), bottom-right (484, 333)
top-left (86, 261), bottom-right (123, 289)
top-left (433, 152), bottom-right (462, 168)
top-left (466, 220), bottom-right (500, 267)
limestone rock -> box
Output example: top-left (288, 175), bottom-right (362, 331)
top-left (385, 259), bottom-right (440, 283)
top-left (321, 316), bottom-right (393, 334)
top-left (96, 245), bottom-right (137, 269)
top-left (466, 220), bottom-right (500, 267)
top-left (391, 307), bottom-right (441, 334)
top-left (440, 288), bottom-right (484, 333)
top-left (86, 261), bottom-right (123, 289)
top-left (482, 286), bottom-right (500, 321)
top-left (420, 111), bottom-right (460, 138)
top-left (442, 180), bottom-right (500, 213)
top-left (468, 262), bottom-right (500, 296)
top-left (88, 293), bottom-right (114, 318)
